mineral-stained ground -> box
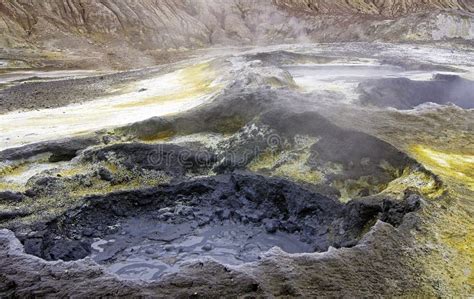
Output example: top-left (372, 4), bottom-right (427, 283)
top-left (0, 1), bottom-right (473, 298)
top-left (0, 42), bottom-right (472, 297)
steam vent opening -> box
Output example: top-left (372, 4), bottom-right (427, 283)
top-left (21, 173), bottom-right (420, 280)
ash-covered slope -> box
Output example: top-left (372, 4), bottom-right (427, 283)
top-left (0, 0), bottom-right (473, 68)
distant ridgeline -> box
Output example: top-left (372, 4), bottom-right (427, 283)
top-left (0, 0), bottom-right (472, 66)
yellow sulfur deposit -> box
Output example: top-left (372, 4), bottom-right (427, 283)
top-left (249, 136), bottom-right (323, 185)
top-left (115, 62), bottom-right (219, 109)
top-left (410, 144), bottom-right (474, 289)
top-left (382, 168), bottom-right (445, 199)
top-left (410, 145), bottom-right (474, 191)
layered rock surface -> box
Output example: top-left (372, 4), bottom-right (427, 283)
top-left (276, 0), bottom-right (474, 16)
top-left (0, 0), bottom-right (473, 68)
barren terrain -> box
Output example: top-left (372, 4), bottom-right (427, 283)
top-left (0, 1), bottom-right (473, 297)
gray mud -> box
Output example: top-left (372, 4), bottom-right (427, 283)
top-left (19, 172), bottom-right (420, 280)
top-left (92, 219), bottom-right (312, 280)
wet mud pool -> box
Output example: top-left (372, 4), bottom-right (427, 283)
top-left (92, 220), bottom-right (312, 280)
top-left (19, 172), bottom-right (420, 281)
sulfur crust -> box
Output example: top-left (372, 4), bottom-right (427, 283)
top-left (409, 145), bottom-right (474, 192)
top-left (114, 62), bottom-right (220, 109)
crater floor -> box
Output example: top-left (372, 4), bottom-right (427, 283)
top-left (0, 42), bottom-right (473, 297)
